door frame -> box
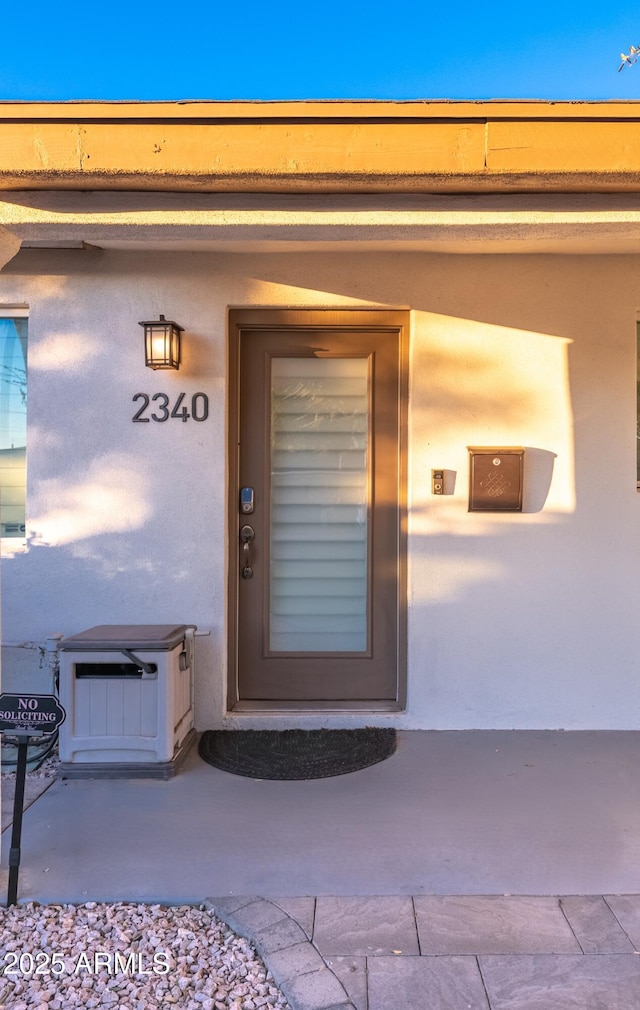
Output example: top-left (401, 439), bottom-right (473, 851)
top-left (227, 307), bottom-right (409, 712)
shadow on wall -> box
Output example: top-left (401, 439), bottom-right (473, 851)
top-left (523, 448), bottom-right (557, 513)
top-left (0, 251), bottom-right (223, 644)
top-left (218, 246), bottom-right (610, 340)
top-left (0, 247), bottom-right (638, 727)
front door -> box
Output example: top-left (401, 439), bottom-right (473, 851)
top-left (229, 309), bottom-right (407, 706)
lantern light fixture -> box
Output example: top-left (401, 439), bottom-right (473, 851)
top-left (139, 314), bottom-right (183, 370)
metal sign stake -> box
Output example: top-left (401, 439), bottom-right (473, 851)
top-left (0, 694), bottom-right (66, 907)
top-left (7, 734), bottom-right (30, 906)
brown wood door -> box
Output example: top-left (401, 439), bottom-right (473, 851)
top-left (229, 310), bottom-right (407, 705)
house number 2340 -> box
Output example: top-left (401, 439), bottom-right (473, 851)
top-left (132, 392), bottom-right (209, 423)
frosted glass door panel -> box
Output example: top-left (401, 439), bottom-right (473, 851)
top-left (270, 357), bottom-right (369, 652)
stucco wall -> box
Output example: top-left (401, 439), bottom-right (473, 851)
top-left (0, 248), bottom-right (638, 729)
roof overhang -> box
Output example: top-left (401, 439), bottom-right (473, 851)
top-left (3, 99), bottom-right (640, 195)
top-left (3, 101), bottom-right (640, 258)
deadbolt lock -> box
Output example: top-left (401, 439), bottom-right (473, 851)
top-left (240, 487), bottom-right (254, 514)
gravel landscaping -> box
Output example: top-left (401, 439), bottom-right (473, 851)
top-left (0, 901), bottom-right (292, 1010)
top-left (1, 750), bottom-right (60, 783)
top-left (0, 753), bottom-right (292, 1010)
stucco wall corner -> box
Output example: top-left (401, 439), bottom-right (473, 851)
top-left (0, 226), bottom-right (21, 269)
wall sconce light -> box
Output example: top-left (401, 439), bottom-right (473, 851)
top-left (139, 314), bottom-right (183, 370)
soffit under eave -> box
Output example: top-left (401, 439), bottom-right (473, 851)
top-left (7, 192), bottom-right (640, 256)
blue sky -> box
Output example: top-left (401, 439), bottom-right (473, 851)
top-left (3, 0), bottom-right (640, 101)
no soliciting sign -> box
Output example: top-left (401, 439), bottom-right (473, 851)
top-left (0, 693), bottom-right (66, 735)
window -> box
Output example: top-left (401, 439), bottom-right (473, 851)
top-left (0, 310), bottom-right (27, 537)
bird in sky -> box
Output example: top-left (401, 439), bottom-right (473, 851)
top-left (619, 45), bottom-right (640, 70)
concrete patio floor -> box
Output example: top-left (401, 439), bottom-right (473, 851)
top-left (2, 730), bottom-right (640, 1009)
top-left (3, 729), bottom-right (640, 902)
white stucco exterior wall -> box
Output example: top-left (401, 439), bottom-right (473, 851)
top-left (0, 248), bottom-right (638, 729)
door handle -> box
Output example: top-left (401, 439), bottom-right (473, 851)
top-left (240, 524), bottom-right (255, 579)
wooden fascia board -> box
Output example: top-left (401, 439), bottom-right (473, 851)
top-left (2, 101), bottom-right (640, 193)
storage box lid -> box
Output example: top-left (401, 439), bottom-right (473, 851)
top-left (59, 624), bottom-right (194, 652)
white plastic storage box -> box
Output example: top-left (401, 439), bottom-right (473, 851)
top-left (58, 624), bottom-right (196, 778)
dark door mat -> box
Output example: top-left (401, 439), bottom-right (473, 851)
top-left (198, 728), bottom-right (396, 780)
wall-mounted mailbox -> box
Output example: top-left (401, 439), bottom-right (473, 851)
top-left (468, 447), bottom-right (524, 512)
